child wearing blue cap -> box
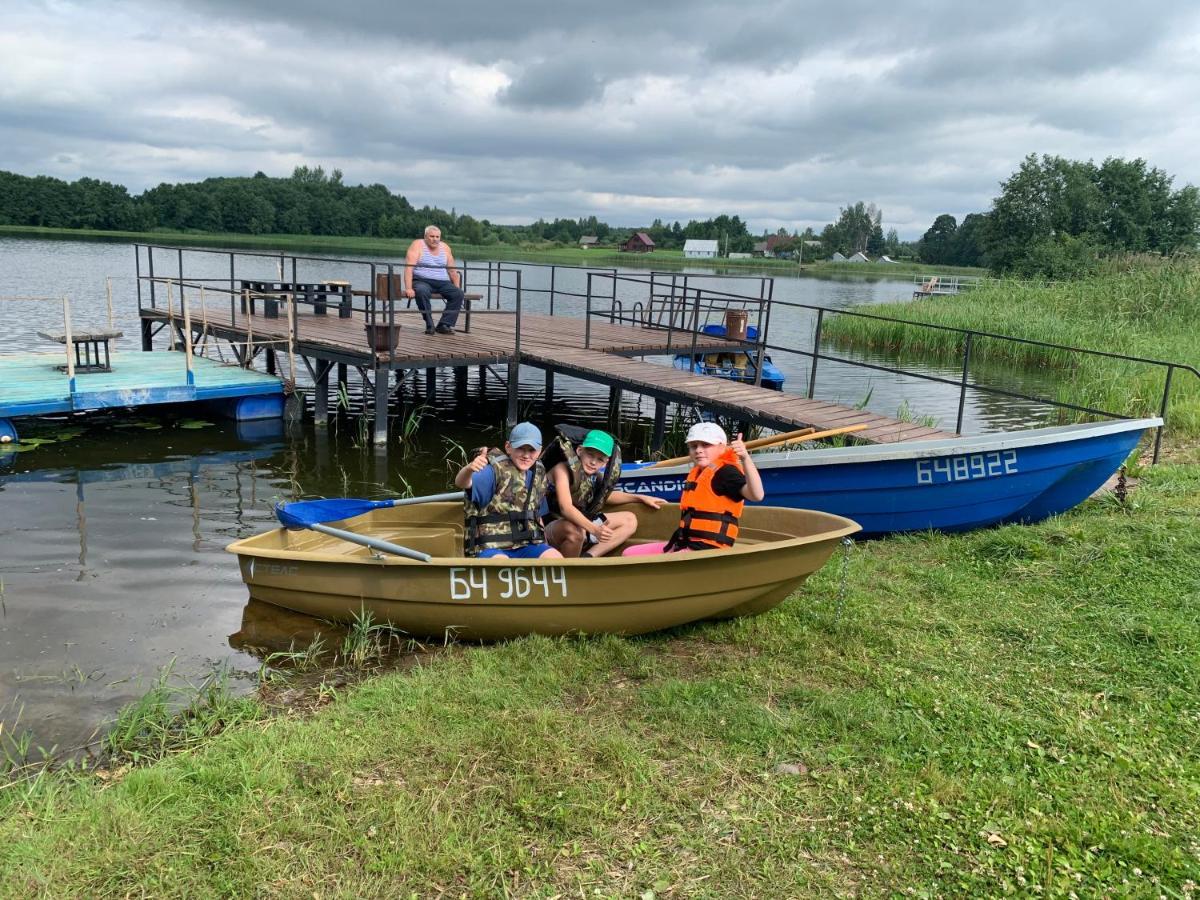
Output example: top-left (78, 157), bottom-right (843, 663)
top-left (454, 422), bottom-right (563, 559)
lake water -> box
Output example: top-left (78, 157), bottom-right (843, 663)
top-left (0, 236), bottom-right (1062, 758)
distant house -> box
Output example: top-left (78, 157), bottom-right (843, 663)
top-left (683, 239), bottom-right (719, 258)
top-left (847, 251), bottom-right (869, 263)
top-left (764, 235), bottom-right (794, 258)
top-left (579, 236), bottom-right (599, 249)
top-left (728, 252), bottom-right (752, 259)
top-left (621, 232), bottom-right (655, 253)
top-left (752, 241), bottom-right (769, 257)
top-left (876, 255), bottom-right (898, 264)
top-left (830, 251), bottom-right (847, 262)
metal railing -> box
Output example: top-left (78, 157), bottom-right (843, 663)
top-left (132, 244), bottom-right (1194, 459)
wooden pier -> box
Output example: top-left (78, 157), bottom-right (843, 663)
top-left (141, 295), bottom-right (951, 449)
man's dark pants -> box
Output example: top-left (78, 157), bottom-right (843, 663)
top-left (412, 278), bottom-right (464, 329)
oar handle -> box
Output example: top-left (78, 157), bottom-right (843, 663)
top-left (390, 491), bottom-right (463, 506)
top-left (310, 523), bottom-right (432, 562)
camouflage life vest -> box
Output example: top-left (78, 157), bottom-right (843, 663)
top-left (542, 425), bottom-right (622, 521)
top-left (463, 451), bottom-right (549, 556)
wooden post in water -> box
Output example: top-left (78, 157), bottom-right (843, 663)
top-left (62, 296), bottom-right (76, 393)
top-left (105, 277), bottom-right (115, 332)
top-left (181, 289), bottom-right (194, 386)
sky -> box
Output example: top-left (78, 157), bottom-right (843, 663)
top-left (2, 1), bottom-right (1199, 238)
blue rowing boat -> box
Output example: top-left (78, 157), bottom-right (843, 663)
top-left (618, 418), bottom-right (1161, 536)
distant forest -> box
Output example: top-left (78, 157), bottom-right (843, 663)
top-left (2, 155), bottom-right (1196, 277)
top-left (0, 166), bottom-right (768, 253)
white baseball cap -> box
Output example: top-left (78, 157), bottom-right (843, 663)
top-left (685, 422), bottom-right (727, 445)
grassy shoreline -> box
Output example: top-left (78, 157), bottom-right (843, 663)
top-left (0, 225), bottom-right (984, 278)
top-left (3, 460), bottom-right (1198, 896)
top-left (821, 260), bottom-right (1200, 437)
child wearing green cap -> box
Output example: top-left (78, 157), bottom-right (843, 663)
top-left (543, 429), bottom-right (665, 558)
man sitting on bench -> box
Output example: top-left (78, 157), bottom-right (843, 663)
top-left (403, 225), bottom-right (465, 335)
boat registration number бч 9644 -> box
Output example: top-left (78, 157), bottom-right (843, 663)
top-left (916, 449), bottom-right (1017, 485)
top-left (449, 566), bottom-right (568, 601)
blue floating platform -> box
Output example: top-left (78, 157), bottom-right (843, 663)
top-left (0, 351), bottom-right (284, 439)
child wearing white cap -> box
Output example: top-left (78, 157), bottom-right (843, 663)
top-left (623, 422), bottom-right (765, 556)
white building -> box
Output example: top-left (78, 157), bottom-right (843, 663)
top-left (683, 239), bottom-right (719, 258)
top-left (830, 251), bottom-right (847, 262)
top-left (846, 251), bottom-right (869, 263)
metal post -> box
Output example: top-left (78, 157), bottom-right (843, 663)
top-left (651, 400), bottom-right (667, 453)
top-left (229, 252), bottom-right (236, 323)
top-left (585, 273), bottom-right (593, 349)
top-left (608, 386), bottom-right (623, 428)
top-left (1153, 365), bottom-right (1173, 463)
top-left (373, 368), bottom-right (389, 445)
top-left (134, 245), bottom-right (143, 310)
top-left (507, 269), bottom-right (522, 427)
top-left (549, 265), bottom-right (556, 316)
top-left (182, 290), bottom-right (194, 387)
top-left (955, 333), bottom-right (974, 435)
top-left (688, 289), bottom-right (700, 361)
top-left (177, 248), bottom-right (185, 323)
top-left (808, 308), bottom-right (824, 399)
top-left (315, 362), bottom-right (329, 426)
top-left (147, 246), bottom-right (157, 310)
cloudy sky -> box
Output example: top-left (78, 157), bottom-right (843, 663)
top-left (3, 1), bottom-right (1198, 237)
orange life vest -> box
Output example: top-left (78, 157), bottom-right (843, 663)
top-left (665, 448), bottom-right (744, 551)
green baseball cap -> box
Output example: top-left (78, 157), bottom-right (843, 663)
top-left (580, 430), bottom-right (615, 457)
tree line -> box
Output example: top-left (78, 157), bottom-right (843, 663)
top-left (915, 155), bottom-right (1199, 277)
top-left (1, 155), bottom-right (1195, 277)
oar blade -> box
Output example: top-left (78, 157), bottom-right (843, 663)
top-left (275, 498), bottom-right (395, 527)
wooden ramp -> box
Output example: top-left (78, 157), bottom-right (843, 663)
top-left (522, 345), bottom-right (950, 444)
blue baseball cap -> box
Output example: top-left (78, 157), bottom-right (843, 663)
top-left (507, 422), bottom-right (543, 450)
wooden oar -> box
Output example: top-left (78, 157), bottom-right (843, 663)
top-left (648, 423), bottom-right (868, 468)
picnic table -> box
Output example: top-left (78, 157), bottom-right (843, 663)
top-left (38, 329), bottom-right (123, 372)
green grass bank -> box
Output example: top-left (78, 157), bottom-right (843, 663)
top-left (821, 259), bottom-right (1200, 438)
top-left (3, 462), bottom-right (1198, 897)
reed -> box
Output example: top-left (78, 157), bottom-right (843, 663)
top-left (821, 258), bottom-right (1200, 435)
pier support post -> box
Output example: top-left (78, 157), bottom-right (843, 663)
top-left (651, 400), bottom-right (667, 453)
top-left (607, 386), bottom-right (623, 428)
top-left (544, 369), bottom-right (555, 411)
top-left (477, 366), bottom-right (487, 398)
top-left (140, 319), bottom-right (153, 352)
top-left (314, 362), bottom-right (330, 426)
top-left (337, 363), bottom-right (348, 402)
top-left (506, 361), bottom-right (520, 427)
top-left (454, 366), bottom-right (468, 399)
top-left (373, 368), bottom-right (389, 445)
top-left (425, 367), bottom-right (437, 401)
top-left (265, 349), bottom-right (276, 376)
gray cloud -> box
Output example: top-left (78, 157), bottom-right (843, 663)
top-left (0, 0), bottom-right (1197, 237)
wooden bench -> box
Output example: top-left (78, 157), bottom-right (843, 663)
top-left (38, 329), bottom-right (123, 372)
top-left (373, 273), bottom-right (480, 333)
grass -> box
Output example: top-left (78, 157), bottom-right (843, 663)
top-left (821, 257), bottom-right (1200, 437)
top-left (2, 460), bottom-right (1199, 896)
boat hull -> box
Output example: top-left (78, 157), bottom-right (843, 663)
top-left (619, 419), bottom-right (1160, 537)
top-left (227, 503), bottom-right (860, 640)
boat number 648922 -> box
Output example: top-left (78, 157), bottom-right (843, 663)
top-left (915, 450), bottom-right (1018, 485)
top-left (449, 566), bottom-right (569, 601)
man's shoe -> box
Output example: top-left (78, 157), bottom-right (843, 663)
top-left (424, 325), bottom-right (435, 335)
top-left (435, 324), bottom-right (455, 335)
